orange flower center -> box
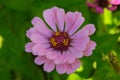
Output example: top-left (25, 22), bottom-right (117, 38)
top-left (49, 32), bottom-right (71, 52)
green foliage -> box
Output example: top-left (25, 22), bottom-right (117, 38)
top-left (0, 0), bottom-right (120, 80)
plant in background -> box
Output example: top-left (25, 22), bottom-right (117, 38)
top-left (86, 0), bottom-right (118, 13)
top-left (25, 6), bottom-right (96, 74)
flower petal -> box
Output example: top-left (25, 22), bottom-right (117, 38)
top-left (84, 41), bottom-right (96, 56)
top-left (43, 60), bottom-right (55, 72)
top-left (66, 64), bottom-right (74, 74)
top-left (26, 28), bottom-right (38, 38)
top-left (69, 47), bottom-right (83, 58)
top-left (110, 0), bottom-right (120, 5)
top-left (31, 17), bottom-right (52, 36)
top-left (25, 42), bottom-right (34, 52)
top-left (54, 52), bottom-right (63, 64)
top-left (66, 51), bottom-right (76, 64)
top-left (83, 24), bottom-right (96, 35)
top-left (65, 12), bottom-right (75, 32)
top-left (107, 5), bottom-right (117, 11)
top-left (96, 6), bottom-right (103, 13)
top-left (71, 27), bottom-right (89, 38)
top-left (86, 0), bottom-right (97, 8)
top-left (34, 56), bottom-right (47, 65)
top-left (32, 44), bottom-right (50, 55)
top-left (71, 59), bottom-right (81, 69)
top-left (60, 52), bottom-right (68, 64)
top-left (68, 12), bottom-right (85, 35)
top-left (46, 51), bottom-right (59, 60)
top-left (43, 9), bottom-right (57, 31)
top-left (56, 64), bottom-right (67, 74)
top-left (71, 36), bottom-right (90, 51)
top-left (57, 9), bottom-right (65, 31)
top-left (30, 33), bottom-right (49, 44)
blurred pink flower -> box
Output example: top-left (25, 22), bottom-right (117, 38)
top-left (110, 0), bottom-right (120, 5)
top-left (87, 0), bottom-right (118, 13)
top-left (25, 7), bottom-right (96, 74)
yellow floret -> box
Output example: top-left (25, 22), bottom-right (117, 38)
top-left (63, 39), bottom-right (69, 46)
top-left (50, 38), bottom-right (57, 46)
top-left (55, 32), bottom-right (60, 36)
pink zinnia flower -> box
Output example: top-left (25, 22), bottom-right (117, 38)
top-left (87, 0), bottom-right (118, 13)
top-left (25, 7), bottom-right (96, 74)
top-left (110, 0), bottom-right (120, 5)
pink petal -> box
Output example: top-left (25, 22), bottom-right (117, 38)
top-left (65, 12), bottom-right (75, 32)
top-left (51, 6), bottom-right (59, 12)
top-left (56, 64), bottom-right (67, 74)
top-left (69, 47), bottom-right (83, 58)
top-left (71, 27), bottom-right (89, 38)
top-left (110, 0), bottom-right (120, 5)
top-left (43, 9), bottom-right (57, 31)
top-left (60, 52), bottom-right (68, 64)
top-left (32, 44), bottom-right (50, 55)
top-left (46, 51), bottom-right (59, 60)
top-left (83, 24), bottom-right (96, 35)
top-left (107, 5), bottom-right (117, 11)
top-left (30, 33), bottom-right (49, 44)
top-left (54, 52), bottom-right (63, 64)
top-left (25, 42), bottom-right (34, 52)
top-left (43, 60), bottom-right (55, 72)
top-left (66, 51), bottom-right (76, 64)
top-left (34, 56), bottom-right (47, 65)
top-left (68, 12), bottom-right (85, 35)
top-left (84, 41), bottom-right (96, 56)
top-left (57, 9), bottom-right (65, 31)
top-left (71, 59), bottom-right (81, 69)
top-left (66, 64), bottom-right (74, 74)
top-left (96, 6), bottom-right (103, 13)
top-left (26, 28), bottom-right (38, 38)
top-left (86, 0), bottom-right (97, 8)
top-left (31, 17), bottom-right (52, 36)
top-left (71, 36), bottom-right (90, 51)
top-left (26, 29), bottom-right (31, 38)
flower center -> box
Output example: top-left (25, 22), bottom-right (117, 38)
top-left (97, 0), bottom-right (109, 8)
top-left (49, 32), bottom-right (71, 52)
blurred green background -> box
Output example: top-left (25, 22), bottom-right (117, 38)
top-left (0, 0), bottom-right (120, 80)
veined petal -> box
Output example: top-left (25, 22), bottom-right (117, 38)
top-left (25, 42), bottom-right (34, 52)
top-left (46, 51), bottom-right (59, 60)
top-left (66, 51), bottom-right (76, 64)
top-left (56, 64), bottom-right (67, 74)
top-left (30, 33), bottom-right (49, 44)
top-left (43, 60), bottom-right (55, 72)
top-left (31, 17), bottom-right (52, 36)
top-left (71, 59), bottom-right (81, 69)
top-left (60, 52), bottom-right (68, 64)
top-left (84, 41), bottom-right (96, 56)
top-left (71, 27), bottom-right (89, 38)
top-left (66, 64), bottom-right (74, 74)
top-left (34, 56), bottom-right (47, 65)
top-left (32, 44), bottom-right (50, 55)
top-left (57, 9), bottom-right (65, 31)
top-left (71, 36), bottom-right (90, 51)
top-left (43, 9), bottom-right (57, 31)
top-left (54, 52), bottom-right (63, 64)
top-left (26, 27), bottom-right (38, 38)
top-left (68, 12), bottom-right (85, 35)
top-left (65, 12), bottom-right (75, 32)
top-left (83, 24), bottom-right (96, 35)
top-left (69, 47), bottom-right (83, 58)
